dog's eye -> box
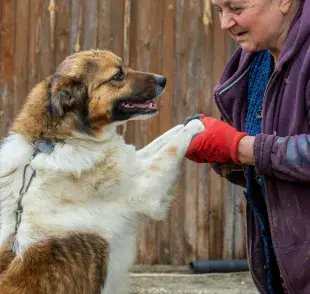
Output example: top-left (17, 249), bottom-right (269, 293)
top-left (112, 69), bottom-right (125, 81)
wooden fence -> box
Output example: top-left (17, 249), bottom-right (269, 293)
top-left (0, 0), bottom-right (247, 265)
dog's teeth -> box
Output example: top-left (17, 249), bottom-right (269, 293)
top-left (121, 102), bottom-right (135, 108)
top-left (121, 100), bottom-right (157, 109)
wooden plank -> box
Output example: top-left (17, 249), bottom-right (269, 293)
top-left (71, 0), bottom-right (83, 53)
top-left (197, 164), bottom-right (210, 260)
top-left (55, 0), bottom-right (72, 66)
top-left (234, 188), bottom-right (247, 259)
top-left (129, 0), bottom-right (150, 264)
top-left (169, 0), bottom-right (185, 266)
top-left (40, 0), bottom-right (56, 78)
top-left (96, 0), bottom-right (112, 50)
top-left (13, 0), bottom-right (30, 119)
top-left (209, 6), bottom-right (227, 259)
top-left (123, 0), bottom-right (131, 67)
top-left (83, 0), bottom-right (97, 50)
top-left (28, 0), bottom-right (43, 90)
top-left (222, 182), bottom-right (235, 259)
top-left (156, 0), bottom-right (175, 265)
top-left (132, 0), bottom-right (165, 265)
top-left (196, 1), bottom-right (215, 261)
top-left (0, 0), bottom-right (16, 137)
top-left (182, 0), bottom-right (199, 264)
top-left (109, 0), bottom-right (125, 56)
top-left (97, 0), bottom-right (124, 56)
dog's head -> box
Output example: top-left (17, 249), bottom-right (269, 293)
top-left (11, 50), bottom-right (166, 140)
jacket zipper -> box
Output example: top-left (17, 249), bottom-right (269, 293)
top-left (213, 64), bottom-right (252, 124)
top-left (218, 64), bottom-right (252, 95)
top-left (262, 68), bottom-right (278, 108)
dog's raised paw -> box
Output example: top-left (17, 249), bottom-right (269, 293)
top-left (184, 118), bottom-right (205, 135)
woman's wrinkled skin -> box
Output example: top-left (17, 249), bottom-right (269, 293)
top-left (211, 0), bottom-right (301, 62)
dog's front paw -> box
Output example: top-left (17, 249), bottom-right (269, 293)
top-left (183, 118), bottom-right (205, 136)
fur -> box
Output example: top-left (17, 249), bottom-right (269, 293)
top-left (0, 50), bottom-right (205, 294)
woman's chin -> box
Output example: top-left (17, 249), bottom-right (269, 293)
top-left (240, 42), bottom-right (261, 53)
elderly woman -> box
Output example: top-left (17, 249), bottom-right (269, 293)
top-left (185, 0), bottom-right (310, 293)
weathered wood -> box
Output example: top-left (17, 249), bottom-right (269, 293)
top-left (28, 0), bottom-right (44, 91)
top-left (13, 0), bottom-right (30, 119)
top-left (83, 0), bottom-right (97, 50)
top-left (223, 182), bottom-right (236, 259)
top-left (209, 5), bottom-right (227, 260)
top-left (131, 0), bottom-right (165, 265)
top-left (0, 0), bottom-right (16, 137)
top-left (55, 0), bottom-right (72, 66)
top-left (40, 0), bottom-right (56, 77)
top-left (156, 0), bottom-right (176, 265)
top-left (169, 0), bottom-right (187, 265)
top-left (97, 0), bottom-right (125, 56)
top-left (71, 0), bottom-right (83, 53)
top-left (235, 188), bottom-right (247, 259)
top-left (196, 1), bottom-right (214, 262)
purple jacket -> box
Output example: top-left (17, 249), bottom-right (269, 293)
top-left (213, 1), bottom-right (310, 293)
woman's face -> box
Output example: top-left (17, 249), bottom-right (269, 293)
top-left (211, 0), bottom-right (289, 52)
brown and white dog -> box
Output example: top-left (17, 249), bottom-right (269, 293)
top-left (0, 50), bottom-right (204, 293)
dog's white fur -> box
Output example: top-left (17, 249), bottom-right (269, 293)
top-left (0, 119), bottom-right (204, 293)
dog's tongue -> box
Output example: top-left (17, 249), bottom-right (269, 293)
top-left (130, 102), bottom-right (151, 108)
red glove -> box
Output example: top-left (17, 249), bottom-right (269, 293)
top-left (185, 115), bottom-right (247, 163)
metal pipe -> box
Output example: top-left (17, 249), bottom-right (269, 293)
top-left (189, 259), bottom-right (249, 274)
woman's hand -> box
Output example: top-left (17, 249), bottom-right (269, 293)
top-left (185, 114), bottom-right (247, 164)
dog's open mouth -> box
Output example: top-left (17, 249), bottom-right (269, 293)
top-left (114, 98), bottom-right (159, 118)
top-left (119, 100), bottom-right (157, 112)
top-left (111, 74), bottom-right (166, 122)
top-left (111, 97), bottom-right (159, 122)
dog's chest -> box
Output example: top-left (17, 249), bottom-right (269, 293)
top-left (64, 159), bottom-right (125, 199)
top-left (37, 144), bottom-right (138, 201)
top-left (20, 144), bottom-right (143, 243)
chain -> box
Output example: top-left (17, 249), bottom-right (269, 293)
top-left (15, 155), bottom-right (36, 233)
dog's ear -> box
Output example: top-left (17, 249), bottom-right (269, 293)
top-left (48, 75), bottom-right (88, 118)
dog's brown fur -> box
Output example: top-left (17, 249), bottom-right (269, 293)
top-left (0, 234), bottom-right (108, 294)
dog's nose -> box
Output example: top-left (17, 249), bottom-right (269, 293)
top-left (154, 75), bottom-right (166, 88)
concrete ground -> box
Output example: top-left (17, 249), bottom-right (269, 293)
top-left (129, 266), bottom-right (258, 294)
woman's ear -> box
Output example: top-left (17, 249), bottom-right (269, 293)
top-left (279, 0), bottom-right (294, 15)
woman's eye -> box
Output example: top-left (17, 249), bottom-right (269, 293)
top-left (231, 7), bottom-right (242, 13)
top-left (215, 7), bottom-right (222, 14)
top-left (112, 69), bottom-right (125, 81)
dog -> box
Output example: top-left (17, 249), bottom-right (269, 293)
top-left (0, 49), bottom-right (204, 294)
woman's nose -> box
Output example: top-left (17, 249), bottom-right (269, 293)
top-left (220, 12), bottom-right (236, 30)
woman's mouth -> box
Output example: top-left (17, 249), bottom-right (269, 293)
top-left (233, 31), bottom-right (248, 40)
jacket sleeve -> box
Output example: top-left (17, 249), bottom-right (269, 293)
top-left (254, 133), bottom-right (310, 182)
top-left (254, 78), bottom-right (310, 182)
